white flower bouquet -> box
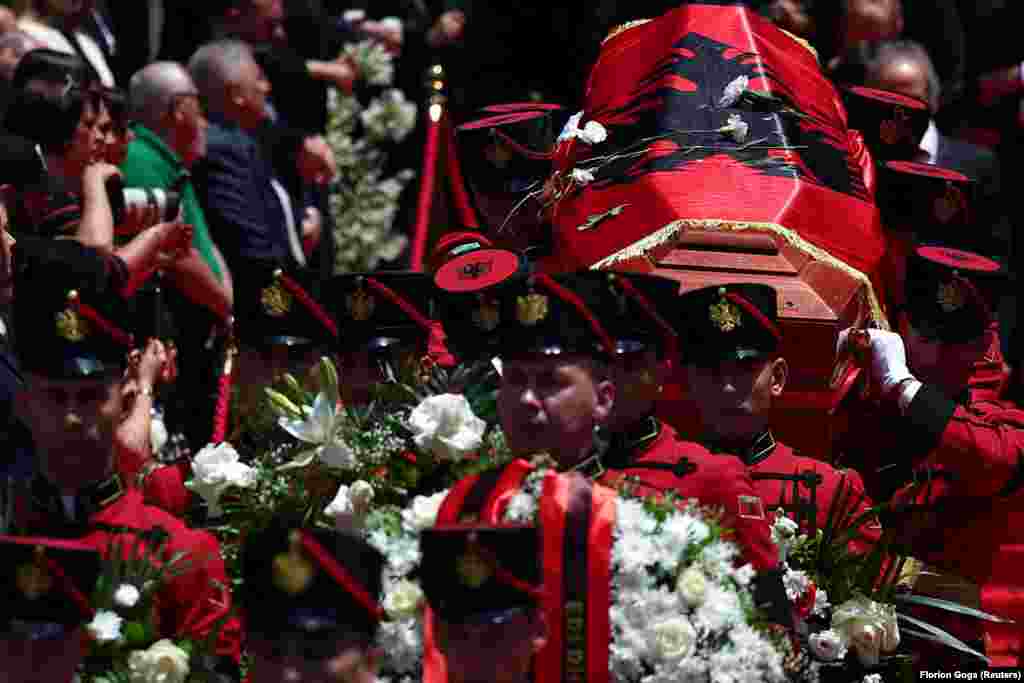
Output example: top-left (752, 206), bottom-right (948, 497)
top-left (367, 467), bottom-right (792, 682)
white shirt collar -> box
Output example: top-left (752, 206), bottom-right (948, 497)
top-left (920, 119), bottom-right (939, 163)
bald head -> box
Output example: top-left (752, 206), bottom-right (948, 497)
top-left (128, 62), bottom-right (195, 130)
top-left (864, 40), bottom-right (940, 112)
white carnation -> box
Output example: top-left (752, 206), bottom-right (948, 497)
top-left (579, 120), bottom-right (608, 145)
top-left (720, 113), bottom-right (749, 143)
top-left (113, 584), bottom-right (141, 609)
top-left (719, 75), bottom-right (749, 108)
top-left (570, 168), bottom-right (595, 186)
top-left (783, 567), bottom-right (812, 601)
top-left (187, 442), bottom-right (257, 518)
top-left (87, 610), bottom-right (123, 643)
top-left (408, 394), bottom-right (486, 462)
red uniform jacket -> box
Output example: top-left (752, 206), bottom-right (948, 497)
top-left (592, 417), bottom-right (779, 571)
top-left (16, 476), bottom-right (241, 662)
top-left (738, 432), bottom-right (880, 554)
top-left (136, 461), bottom-right (192, 518)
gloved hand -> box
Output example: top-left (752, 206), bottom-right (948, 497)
top-left (837, 328), bottom-right (915, 394)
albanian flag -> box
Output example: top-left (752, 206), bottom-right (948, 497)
top-left (541, 2), bottom-right (888, 321)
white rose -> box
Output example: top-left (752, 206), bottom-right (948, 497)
top-left (650, 617), bottom-right (697, 661)
top-left (676, 567), bottom-right (707, 607)
top-left (187, 442), bottom-right (257, 518)
top-left (326, 480), bottom-right (375, 531)
top-left (402, 491), bottom-right (447, 531)
top-left (127, 639), bottom-right (190, 683)
top-left (87, 610), bottom-right (123, 643)
top-left (808, 629), bottom-right (847, 662)
top-left (408, 394), bottom-right (486, 462)
top-left (383, 580), bottom-right (424, 619)
top-left (113, 584), bottom-right (141, 609)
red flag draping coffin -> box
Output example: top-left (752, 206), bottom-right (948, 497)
top-left (541, 2), bottom-right (885, 296)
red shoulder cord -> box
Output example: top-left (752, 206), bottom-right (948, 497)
top-left (275, 270), bottom-right (340, 340)
top-left (533, 274), bottom-right (616, 356)
top-left (68, 290), bottom-right (134, 348)
top-left (608, 273), bottom-right (680, 359)
top-left (724, 291), bottom-right (782, 341)
top-left (298, 530), bottom-right (385, 622)
top-left (364, 276), bottom-right (434, 333)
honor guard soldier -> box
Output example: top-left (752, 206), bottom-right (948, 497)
top-left (678, 284), bottom-right (880, 552)
top-left (420, 525), bottom-right (546, 683)
top-left (561, 272), bottom-right (781, 572)
top-left (7, 263), bottom-right (242, 675)
top-left (329, 272), bottom-right (444, 406)
top-left (0, 536), bottom-right (101, 683)
top-left (241, 521), bottom-right (385, 683)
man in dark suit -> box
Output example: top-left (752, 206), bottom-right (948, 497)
top-left (864, 40), bottom-right (1008, 260)
top-left (188, 40), bottom-right (316, 278)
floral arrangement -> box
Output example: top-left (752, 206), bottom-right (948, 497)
top-left (185, 357), bottom-right (510, 573)
top-left (769, 479), bottom-right (1011, 680)
top-left (366, 468), bottom-right (793, 683)
top-left (327, 41), bottom-right (419, 273)
top-left (80, 531), bottom-right (227, 683)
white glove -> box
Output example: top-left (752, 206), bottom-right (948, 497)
top-left (837, 328), bottom-right (919, 406)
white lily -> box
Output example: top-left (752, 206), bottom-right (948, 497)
top-left (278, 391), bottom-right (356, 470)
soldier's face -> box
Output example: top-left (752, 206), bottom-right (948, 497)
top-left (868, 58), bottom-right (932, 112)
top-left (685, 357), bottom-right (786, 441)
top-left (436, 610), bottom-right (546, 683)
top-left (497, 354), bottom-right (614, 467)
top-left (610, 350), bottom-right (664, 415)
top-left (19, 373), bottom-right (122, 487)
top-left (248, 633), bottom-right (379, 683)
top-left (0, 625), bottom-right (83, 683)
top-left (903, 322), bottom-right (988, 395)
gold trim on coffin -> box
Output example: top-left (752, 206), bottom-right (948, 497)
top-left (588, 218), bottom-right (890, 331)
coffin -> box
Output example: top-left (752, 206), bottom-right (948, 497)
top-left (654, 230), bottom-right (870, 458)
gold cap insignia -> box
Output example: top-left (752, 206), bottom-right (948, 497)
top-left (261, 281), bottom-right (293, 317)
top-left (473, 297), bottom-right (501, 332)
top-left (16, 547), bottom-right (53, 601)
top-left (456, 547), bottom-right (492, 588)
top-left (933, 183), bottom-right (965, 224)
top-left (709, 291), bottom-right (742, 332)
top-left (347, 288), bottom-right (376, 322)
top-left (516, 293), bottom-right (549, 326)
top-left (55, 308), bottom-right (89, 342)
top-left (937, 280), bottom-right (965, 313)
top-left (272, 532), bottom-right (316, 596)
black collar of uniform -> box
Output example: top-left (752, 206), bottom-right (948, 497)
top-left (602, 416), bottom-right (661, 470)
top-left (30, 473), bottom-right (125, 521)
top-left (708, 429), bottom-right (777, 467)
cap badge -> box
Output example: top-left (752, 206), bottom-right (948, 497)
top-left (272, 532), bottom-right (316, 596)
top-left (55, 308), bottom-right (89, 342)
top-left (933, 183), bottom-right (966, 224)
top-left (16, 547), bottom-right (53, 601)
top-left (473, 297), bottom-right (501, 332)
top-left (937, 280), bottom-right (965, 313)
top-left (456, 547), bottom-right (492, 589)
top-left (516, 293), bottom-right (549, 326)
top-left (346, 288), bottom-right (376, 322)
top-left (709, 293), bottom-right (742, 333)
top-left (261, 281), bottom-right (293, 317)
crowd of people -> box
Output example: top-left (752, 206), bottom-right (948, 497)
top-left (0, 1), bottom-right (1022, 682)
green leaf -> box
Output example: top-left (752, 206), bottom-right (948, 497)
top-left (277, 448), bottom-right (319, 472)
top-left (898, 612), bottom-right (990, 662)
top-left (265, 389), bottom-right (304, 419)
top-left (122, 620), bottom-right (149, 647)
top-left (901, 626), bottom-right (990, 663)
top-left (895, 593), bottom-right (1015, 623)
top-left (318, 357), bottom-right (340, 406)
top-left (577, 204), bottom-right (629, 232)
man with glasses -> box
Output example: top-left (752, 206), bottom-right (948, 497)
top-left (121, 61), bottom-right (235, 457)
top-left (241, 520), bottom-right (385, 683)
